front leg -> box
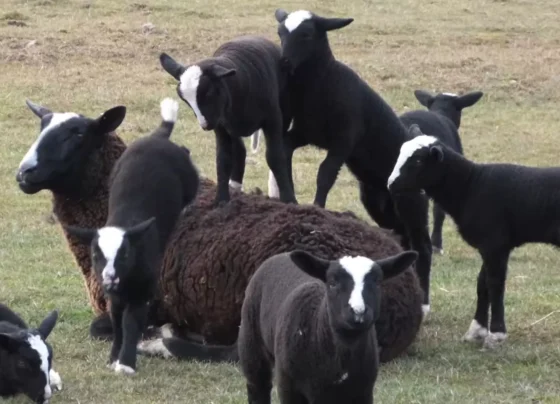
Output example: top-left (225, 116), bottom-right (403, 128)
top-left (463, 264), bottom-right (489, 342)
top-left (314, 148), bottom-right (351, 208)
top-left (262, 115), bottom-right (297, 204)
top-left (108, 298), bottom-right (125, 367)
top-left (115, 302), bottom-right (149, 374)
top-left (482, 250), bottom-right (510, 349)
top-left (229, 136), bottom-right (247, 191)
top-left (214, 128), bottom-right (234, 206)
top-left (267, 127), bottom-right (307, 199)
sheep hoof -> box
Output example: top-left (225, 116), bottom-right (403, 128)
top-left (481, 332), bottom-right (507, 350)
top-left (107, 361), bottom-right (118, 370)
top-left (137, 338), bottom-right (174, 359)
top-left (432, 246), bottom-right (444, 255)
top-left (49, 369), bottom-right (62, 391)
top-left (462, 319), bottom-right (488, 342)
top-left (160, 323), bottom-right (174, 339)
top-left (421, 304), bottom-right (431, 317)
top-left (114, 361), bottom-right (136, 375)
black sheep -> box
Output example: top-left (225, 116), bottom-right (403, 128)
top-left (159, 35), bottom-right (296, 206)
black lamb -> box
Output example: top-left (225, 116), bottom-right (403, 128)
top-left (273, 8), bottom-right (433, 315)
top-left (0, 303), bottom-right (62, 403)
top-left (388, 124), bottom-right (560, 350)
top-left (238, 250), bottom-right (418, 404)
top-left (159, 35), bottom-right (296, 206)
top-left (65, 98), bottom-right (200, 374)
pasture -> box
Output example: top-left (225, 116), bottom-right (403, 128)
top-left (1, 0), bottom-right (560, 402)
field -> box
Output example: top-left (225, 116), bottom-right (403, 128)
top-left (1, 0), bottom-right (560, 402)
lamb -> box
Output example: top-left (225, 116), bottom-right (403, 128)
top-left (159, 35), bottom-right (296, 206)
top-left (272, 9), bottom-right (434, 314)
top-left (16, 99), bottom-right (424, 364)
top-left (400, 90), bottom-right (483, 254)
top-left (0, 303), bottom-right (62, 403)
top-left (387, 124), bottom-right (560, 350)
top-left (237, 250), bottom-right (418, 404)
top-left (64, 98), bottom-right (200, 374)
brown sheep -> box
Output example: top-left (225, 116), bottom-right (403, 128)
top-left (16, 101), bottom-right (424, 363)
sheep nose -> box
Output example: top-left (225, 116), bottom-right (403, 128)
top-left (353, 307), bottom-right (369, 323)
top-left (16, 164), bottom-right (36, 182)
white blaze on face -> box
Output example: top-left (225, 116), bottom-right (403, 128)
top-left (387, 135), bottom-right (438, 188)
top-left (19, 113), bottom-right (79, 172)
top-left (285, 10), bottom-right (312, 32)
top-left (27, 334), bottom-right (51, 400)
top-left (178, 65), bottom-right (208, 129)
top-left (97, 226), bottom-right (126, 285)
top-left (339, 256), bottom-right (375, 314)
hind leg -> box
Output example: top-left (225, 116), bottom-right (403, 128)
top-left (90, 312), bottom-right (113, 341)
top-left (359, 181), bottom-right (401, 230)
top-left (230, 136), bottom-right (246, 191)
top-left (431, 202), bottom-right (445, 254)
top-left (239, 327), bottom-right (272, 403)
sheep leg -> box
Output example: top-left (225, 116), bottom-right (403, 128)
top-left (358, 181), bottom-right (401, 229)
top-left (482, 251), bottom-right (510, 349)
top-left (277, 372), bottom-right (307, 404)
top-left (108, 299), bottom-right (124, 367)
top-left (229, 136), bottom-right (247, 191)
top-left (313, 150), bottom-right (348, 208)
top-left (89, 312), bottom-right (113, 341)
top-left (115, 302), bottom-right (149, 374)
top-left (430, 202), bottom-right (446, 254)
top-left (463, 265), bottom-right (489, 342)
top-left (214, 128), bottom-right (234, 206)
top-left (263, 117), bottom-right (298, 204)
top-left (392, 192), bottom-right (432, 315)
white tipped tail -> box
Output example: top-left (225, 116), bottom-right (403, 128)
top-left (161, 98), bottom-right (179, 123)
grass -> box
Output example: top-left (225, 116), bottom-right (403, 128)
top-left (1, 0), bottom-right (560, 402)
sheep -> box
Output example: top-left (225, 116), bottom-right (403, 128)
top-left (272, 9), bottom-right (434, 314)
top-left (387, 124), bottom-right (560, 349)
top-left (400, 90), bottom-right (484, 254)
top-left (16, 100), bottom-right (424, 364)
top-left (0, 303), bottom-right (62, 403)
top-left (237, 250), bottom-right (418, 404)
top-left (159, 35), bottom-right (296, 206)
top-left (62, 98), bottom-right (199, 374)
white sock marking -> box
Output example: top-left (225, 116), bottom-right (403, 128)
top-left (97, 227), bottom-right (125, 285)
top-left (422, 304), bottom-right (431, 317)
top-left (285, 10), bottom-right (312, 32)
top-left (160, 98), bottom-right (178, 123)
top-left (462, 319), bottom-right (488, 342)
top-left (483, 331), bottom-right (507, 350)
top-left (114, 361), bottom-right (136, 375)
top-left (137, 338), bottom-right (173, 359)
top-left (19, 112), bottom-right (79, 172)
top-left (179, 65), bottom-right (208, 129)
top-left (387, 135), bottom-right (438, 188)
top-left (27, 334), bottom-right (51, 400)
top-left (268, 170), bottom-right (280, 198)
top-left (160, 323), bottom-right (174, 339)
top-left (339, 256), bottom-right (375, 314)
top-left (229, 179), bottom-right (242, 190)
top-left (49, 369), bottom-right (62, 391)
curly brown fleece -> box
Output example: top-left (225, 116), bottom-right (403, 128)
top-left (52, 133), bottom-right (423, 363)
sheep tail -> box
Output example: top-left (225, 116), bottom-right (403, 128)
top-left (151, 97), bottom-right (179, 139)
top-left (140, 336), bottom-right (239, 363)
top-left (251, 130), bottom-right (260, 153)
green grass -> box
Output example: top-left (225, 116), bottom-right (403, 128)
top-left (1, 0), bottom-right (560, 402)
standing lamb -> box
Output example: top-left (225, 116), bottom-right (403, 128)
top-left (400, 90), bottom-right (483, 254)
top-left (16, 99), bottom-right (424, 364)
top-left (159, 35), bottom-right (296, 206)
top-left (0, 303), bottom-right (62, 403)
top-left (272, 9), bottom-right (433, 315)
top-left (388, 124), bottom-right (560, 349)
top-left (238, 250), bottom-right (418, 404)
top-left (64, 98), bottom-right (200, 374)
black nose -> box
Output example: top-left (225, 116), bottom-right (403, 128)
top-left (16, 165), bottom-right (35, 182)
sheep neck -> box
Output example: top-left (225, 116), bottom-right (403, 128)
top-left (424, 150), bottom-right (477, 220)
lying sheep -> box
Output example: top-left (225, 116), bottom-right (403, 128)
top-left (238, 250), bottom-right (418, 404)
top-left (159, 35), bottom-right (296, 205)
top-left (273, 9), bottom-right (434, 315)
top-left (64, 99), bottom-right (199, 375)
top-left (16, 100), bottom-right (424, 363)
top-left (0, 303), bottom-right (62, 403)
top-left (388, 124), bottom-right (560, 349)
top-left (400, 90), bottom-right (483, 254)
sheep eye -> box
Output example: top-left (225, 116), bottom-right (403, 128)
top-left (328, 283), bottom-right (337, 290)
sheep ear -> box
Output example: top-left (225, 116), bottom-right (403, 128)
top-left (95, 106), bottom-right (126, 135)
top-left (37, 310), bottom-right (58, 340)
top-left (430, 145), bottom-right (444, 162)
top-left (208, 65), bottom-right (236, 79)
top-left (275, 8), bottom-right (289, 23)
top-left (0, 331), bottom-right (25, 352)
top-left (315, 16), bottom-right (354, 32)
top-left (408, 123), bottom-right (424, 138)
top-left (455, 91), bottom-right (483, 109)
top-left (414, 90), bottom-right (434, 108)
top-left (376, 251), bottom-right (418, 280)
top-left (63, 225), bottom-right (97, 244)
top-left (160, 53), bottom-right (187, 81)
top-left (26, 99), bottom-right (52, 118)
top-left (126, 217), bottom-right (156, 239)
top-left (289, 250), bottom-right (330, 282)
